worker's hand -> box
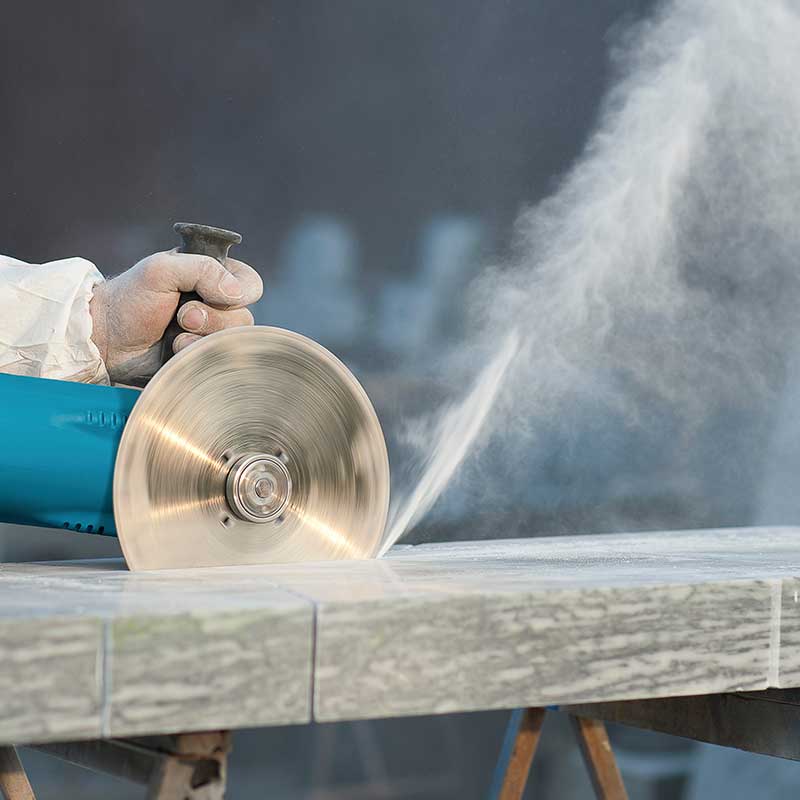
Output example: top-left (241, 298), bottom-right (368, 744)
top-left (90, 250), bottom-right (263, 385)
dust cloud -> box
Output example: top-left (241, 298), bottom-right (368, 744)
top-left (380, 0), bottom-right (800, 553)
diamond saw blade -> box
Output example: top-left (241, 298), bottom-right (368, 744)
top-left (113, 326), bottom-right (390, 570)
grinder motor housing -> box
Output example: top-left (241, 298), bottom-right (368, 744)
top-left (0, 373), bottom-right (136, 536)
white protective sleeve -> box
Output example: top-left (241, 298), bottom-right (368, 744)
top-left (0, 254), bottom-right (109, 384)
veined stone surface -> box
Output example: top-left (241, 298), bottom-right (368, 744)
top-left (0, 526), bottom-right (799, 741)
top-left (0, 562), bottom-right (314, 743)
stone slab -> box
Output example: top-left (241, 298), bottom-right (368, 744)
top-left (0, 564), bottom-right (315, 744)
top-left (0, 616), bottom-right (102, 744)
top-left (257, 527), bottom-right (800, 721)
top-left (2, 526), bottom-right (800, 740)
top-left (777, 577), bottom-right (800, 687)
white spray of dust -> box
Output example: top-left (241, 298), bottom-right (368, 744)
top-left (378, 331), bottom-right (519, 556)
top-left (380, 0), bottom-right (800, 553)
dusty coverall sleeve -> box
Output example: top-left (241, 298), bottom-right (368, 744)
top-left (0, 254), bottom-right (109, 384)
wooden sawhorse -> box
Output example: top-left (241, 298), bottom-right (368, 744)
top-left (490, 708), bottom-right (627, 799)
top-left (491, 689), bottom-right (800, 799)
top-left (0, 731), bottom-right (230, 800)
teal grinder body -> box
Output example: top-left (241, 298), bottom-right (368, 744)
top-left (0, 373), bottom-right (139, 536)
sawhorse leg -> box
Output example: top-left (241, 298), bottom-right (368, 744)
top-left (0, 747), bottom-right (35, 800)
top-left (569, 715), bottom-right (628, 800)
top-left (489, 708), bottom-right (628, 800)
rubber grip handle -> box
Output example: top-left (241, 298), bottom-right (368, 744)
top-left (160, 222), bottom-right (243, 365)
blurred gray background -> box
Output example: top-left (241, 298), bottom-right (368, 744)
top-left (2, 0), bottom-right (798, 797)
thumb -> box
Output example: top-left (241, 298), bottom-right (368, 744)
top-left (143, 250), bottom-right (245, 308)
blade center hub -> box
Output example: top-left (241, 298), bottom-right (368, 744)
top-left (226, 454), bottom-right (292, 524)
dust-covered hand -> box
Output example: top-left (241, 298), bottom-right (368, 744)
top-left (90, 250), bottom-right (263, 385)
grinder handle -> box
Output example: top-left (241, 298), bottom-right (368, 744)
top-left (160, 222), bottom-right (243, 365)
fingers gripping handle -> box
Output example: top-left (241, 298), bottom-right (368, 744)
top-left (160, 222), bottom-right (243, 365)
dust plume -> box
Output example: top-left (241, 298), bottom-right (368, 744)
top-left (378, 331), bottom-right (519, 556)
top-left (380, 0), bottom-right (800, 553)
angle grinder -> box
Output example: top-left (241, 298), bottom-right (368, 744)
top-left (0, 224), bottom-right (390, 569)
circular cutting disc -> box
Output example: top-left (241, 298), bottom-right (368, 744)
top-left (114, 326), bottom-right (390, 570)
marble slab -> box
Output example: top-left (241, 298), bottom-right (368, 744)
top-left (0, 564), bottom-right (315, 744)
top-left (0, 616), bottom-right (102, 744)
top-left (1, 526), bottom-right (800, 742)
top-left (777, 577), bottom-right (800, 688)
top-left (259, 527), bottom-right (800, 721)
